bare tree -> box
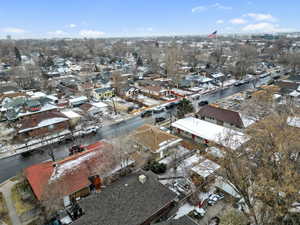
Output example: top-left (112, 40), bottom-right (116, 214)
top-left (279, 52), bottom-right (300, 73)
top-left (218, 112), bottom-right (300, 225)
top-left (9, 64), bottom-right (41, 90)
top-left (164, 43), bottom-right (182, 87)
top-left (231, 45), bottom-right (257, 80)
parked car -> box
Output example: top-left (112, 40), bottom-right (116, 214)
top-left (189, 208), bottom-right (206, 219)
top-left (160, 126), bottom-right (171, 133)
top-left (198, 100), bottom-right (209, 106)
top-left (165, 102), bottom-right (177, 110)
top-left (267, 78), bottom-right (275, 85)
top-left (141, 110), bottom-right (153, 118)
top-left (208, 193), bottom-right (224, 206)
top-left (234, 80), bottom-right (247, 86)
top-left (155, 117), bottom-right (166, 123)
top-left (153, 107), bottom-right (165, 114)
top-left (260, 72), bottom-right (271, 78)
top-left (83, 126), bottom-right (99, 135)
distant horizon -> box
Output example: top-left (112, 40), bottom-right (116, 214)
top-left (2, 31), bottom-right (300, 41)
top-left (0, 0), bottom-right (299, 39)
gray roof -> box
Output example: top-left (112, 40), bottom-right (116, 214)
top-left (94, 87), bottom-right (113, 94)
top-left (0, 85), bottom-right (18, 93)
top-left (156, 216), bottom-right (199, 225)
top-left (73, 171), bottom-right (177, 225)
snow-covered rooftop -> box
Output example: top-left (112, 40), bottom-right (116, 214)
top-left (61, 110), bottom-right (82, 119)
top-left (191, 159), bottom-right (220, 178)
top-left (69, 96), bottom-right (88, 104)
top-left (287, 117), bottom-right (300, 128)
top-left (172, 117), bottom-right (249, 150)
top-left (18, 104), bottom-right (58, 118)
top-left (50, 151), bottom-right (97, 181)
top-left (91, 102), bottom-right (108, 108)
top-left (19, 117), bottom-right (69, 133)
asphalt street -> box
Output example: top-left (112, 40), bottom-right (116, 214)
top-left (0, 75), bottom-right (272, 183)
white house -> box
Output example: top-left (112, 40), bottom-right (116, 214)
top-left (171, 117), bottom-right (249, 150)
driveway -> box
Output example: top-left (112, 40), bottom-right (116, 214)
top-left (201, 201), bottom-right (227, 225)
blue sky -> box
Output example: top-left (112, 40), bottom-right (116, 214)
top-left (0, 0), bottom-right (299, 38)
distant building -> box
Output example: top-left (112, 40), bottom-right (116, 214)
top-left (92, 87), bottom-right (114, 101)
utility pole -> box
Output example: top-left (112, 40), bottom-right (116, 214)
top-left (111, 96), bottom-right (117, 115)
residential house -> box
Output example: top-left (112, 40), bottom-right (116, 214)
top-left (287, 116), bottom-right (300, 129)
top-left (139, 85), bottom-right (171, 98)
top-left (171, 88), bottom-right (193, 98)
top-left (178, 154), bottom-right (220, 184)
top-left (69, 96), bottom-right (88, 107)
top-left (172, 117), bottom-right (249, 151)
top-left (92, 87), bottom-right (114, 101)
top-left (61, 110), bottom-right (82, 127)
top-left (79, 102), bottom-right (107, 117)
top-left (72, 171), bottom-right (177, 225)
top-left (196, 105), bottom-right (256, 129)
top-left (288, 85), bottom-right (300, 101)
top-left (124, 87), bottom-right (140, 98)
top-left (275, 80), bottom-right (299, 95)
top-left (17, 111), bottom-right (69, 139)
top-left (189, 157), bottom-right (221, 184)
top-left (24, 141), bottom-right (131, 202)
top-left (1, 92), bottom-right (59, 121)
top-left (131, 124), bottom-right (182, 159)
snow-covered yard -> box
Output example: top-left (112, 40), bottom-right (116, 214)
top-left (222, 79), bottom-right (237, 87)
top-left (136, 95), bottom-right (162, 106)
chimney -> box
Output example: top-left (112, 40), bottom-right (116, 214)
top-left (138, 174), bottom-right (147, 184)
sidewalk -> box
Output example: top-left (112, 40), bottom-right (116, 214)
top-left (0, 124), bottom-right (102, 160)
top-left (0, 180), bottom-right (22, 225)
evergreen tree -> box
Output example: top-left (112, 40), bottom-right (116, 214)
top-left (136, 56), bottom-right (143, 67)
top-left (14, 47), bottom-right (22, 64)
top-left (177, 98), bottom-right (194, 118)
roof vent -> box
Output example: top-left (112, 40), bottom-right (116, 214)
top-left (138, 174), bottom-right (147, 184)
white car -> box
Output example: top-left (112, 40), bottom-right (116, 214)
top-left (83, 126), bottom-right (99, 134)
top-left (194, 207), bottom-right (206, 217)
top-left (208, 193), bottom-right (224, 205)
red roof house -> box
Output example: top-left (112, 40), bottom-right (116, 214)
top-left (25, 141), bottom-right (118, 200)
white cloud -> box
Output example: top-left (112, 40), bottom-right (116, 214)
top-left (79, 30), bottom-right (105, 38)
top-left (230, 18), bottom-right (247, 25)
top-left (67, 24), bottom-right (77, 28)
top-left (192, 6), bottom-right (207, 13)
top-left (147, 27), bottom-right (153, 32)
top-left (192, 3), bottom-right (231, 13)
top-left (211, 3), bottom-right (232, 10)
top-left (1, 27), bottom-right (26, 33)
top-left (48, 30), bottom-right (68, 36)
top-left (242, 22), bottom-right (293, 33)
top-left (244, 13), bottom-right (276, 22)
top-left (216, 20), bottom-right (224, 24)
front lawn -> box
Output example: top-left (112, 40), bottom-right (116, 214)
top-left (0, 192), bottom-right (12, 225)
top-left (11, 182), bottom-right (35, 215)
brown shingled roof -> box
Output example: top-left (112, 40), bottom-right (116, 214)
top-left (197, 105), bottom-right (244, 128)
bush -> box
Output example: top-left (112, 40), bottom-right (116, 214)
top-left (144, 161), bottom-right (167, 174)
